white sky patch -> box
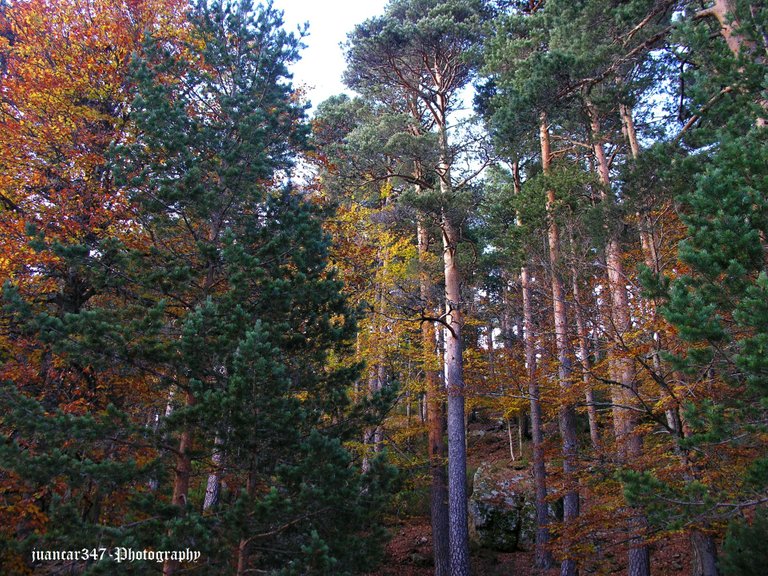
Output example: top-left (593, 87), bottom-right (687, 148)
top-left (272, 0), bottom-right (389, 112)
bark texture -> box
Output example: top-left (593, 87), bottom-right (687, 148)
top-left (540, 114), bottom-right (579, 576)
top-left (571, 263), bottom-right (600, 449)
top-left (588, 101), bottom-right (649, 576)
top-left (691, 529), bottom-right (719, 576)
top-left (522, 266), bottom-right (554, 569)
top-left (203, 435), bottom-right (224, 511)
top-left (514, 158), bottom-right (554, 569)
top-left (435, 86), bottom-right (470, 573)
top-left (418, 217), bottom-right (451, 576)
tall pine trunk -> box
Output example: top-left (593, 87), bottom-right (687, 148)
top-left (436, 109), bottom-right (470, 575)
top-left (570, 250), bottom-right (600, 449)
top-left (621, 102), bottom-right (719, 576)
top-left (587, 100), bottom-right (650, 576)
top-left (522, 266), bottom-right (554, 569)
top-left (418, 215), bottom-right (451, 576)
top-left (540, 113), bottom-right (580, 576)
top-left (514, 159), bottom-right (554, 569)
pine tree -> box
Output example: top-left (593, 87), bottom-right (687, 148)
top-left (343, 3), bottom-right (492, 573)
top-left (1, 1), bottom-right (394, 574)
top-left (623, 3), bottom-right (768, 574)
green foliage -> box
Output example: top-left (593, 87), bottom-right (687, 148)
top-left (620, 469), bottom-right (714, 532)
top-left (312, 94), bottom-right (438, 204)
top-left (635, 0), bottom-right (768, 528)
top-left (1, 1), bottom-right (394, 573)
top-left (720, 508), bottom-right (768, 576)
top-left (663, 127), bottom-right (768, 386)
top-left (344, 0), bottom-right (491, 102)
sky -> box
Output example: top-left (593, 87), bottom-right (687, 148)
top-left (271, 0), bottom-right (389, 113)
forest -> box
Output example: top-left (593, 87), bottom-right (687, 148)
top-left (0, 0), bottom-right (766, 574)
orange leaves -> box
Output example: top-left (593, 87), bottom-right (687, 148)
top-left (0, 0), bottom-right (191, 474)
top-left (0, 0), bottom-right (192, 314)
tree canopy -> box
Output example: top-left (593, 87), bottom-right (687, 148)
top-left (1, 0), bottom-right (767, 575)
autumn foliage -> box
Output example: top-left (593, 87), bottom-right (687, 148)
top-left (2, 0), bottom-right (768, 575)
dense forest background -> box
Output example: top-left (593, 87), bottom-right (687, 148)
top-left (0, 0), bottom-right (766, 575)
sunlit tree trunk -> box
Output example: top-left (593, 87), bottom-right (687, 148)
top-left (540, 113), bottom-right (580, 576)
top-left (418, 211), bottom-right (450, 576)
top-left (435, 92), bottom-right (470, 574)
top-left (587, 99), bottom-right (649, 576)
top-left (695, 0), bottom-right (767, 125)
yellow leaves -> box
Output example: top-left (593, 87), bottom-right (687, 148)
top-left (328, 199), bottom-right (419, 314)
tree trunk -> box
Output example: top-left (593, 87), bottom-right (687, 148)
top-left (695, 0), bottom-right (767, 125)
top-left (236, 470), bottom-right (258, 576)
top-left (540, 113), bottom-right (580, 576)
top-left (588, 100), bottom-right (649, 576)
top-left (514, 158), bottom-right (554, 569)
top-left (522, 265), bottom-right (554, 570)
top-left (507, 418), bottom-right (516, 461)
top-left (436, 110), bottom-right (470, 575)
top-left (569, 234), bottom-right (600, 449)
top-left (698, 0), bottom-right (750, 57)
top-left (620, 103), bottom-right (687, 437)
top-left (203, 435), bottom-right (224, 511)
top-left (363, 260), bottom-right (387, 473)
top-left (418, 216), bottom-right (451, 576)
top-left (163, 389), bottom-right (195, 576)
top-left (442, 214), bottom-right (470, 576)
top-left (149, 388), bottom-right (177, 492)
top-left (690, 529), bottom-right (719, 576)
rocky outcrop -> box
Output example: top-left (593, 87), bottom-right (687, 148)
top-left (468, 462), bottom-right (536, 552)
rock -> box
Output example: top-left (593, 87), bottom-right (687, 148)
top-left (468, 462), bottom-right (536, 552)
top-left (409, 552), bottom-right (430, 566)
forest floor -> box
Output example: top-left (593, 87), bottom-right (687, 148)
top-left (368, 419), bottom-right (692, 576)
top-left (371, 516), bottom-right (691, 576)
